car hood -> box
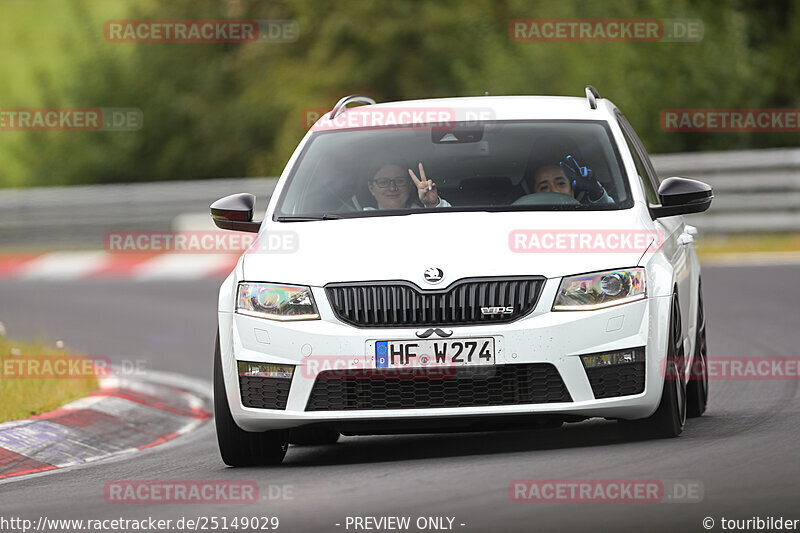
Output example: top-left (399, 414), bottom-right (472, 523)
top-left (242, 210), bottom-right (655, 287)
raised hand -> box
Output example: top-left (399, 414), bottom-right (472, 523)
top-left (408, 162), bottom-right (441, 208)
top-left (560, 155), bottom-right (604, 201)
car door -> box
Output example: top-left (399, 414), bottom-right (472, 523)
top-left (616, 112), bottom-right (694, 353)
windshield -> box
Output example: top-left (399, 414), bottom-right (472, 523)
top-left (273, 120), bottom-right (631, 220)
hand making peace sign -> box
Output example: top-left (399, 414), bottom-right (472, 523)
top-left (408, 162), bottom-right (441, 208)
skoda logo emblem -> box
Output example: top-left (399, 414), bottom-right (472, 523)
top-left (423, 267), bottom-right (444, 284)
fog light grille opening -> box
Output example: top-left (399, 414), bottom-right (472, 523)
top-left (580, 348), bottom-right (646, 399)
top-left (237, 361), bottom-right (294, 410)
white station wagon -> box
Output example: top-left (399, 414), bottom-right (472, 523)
top-left (211, 87), bottom-right (712, 466)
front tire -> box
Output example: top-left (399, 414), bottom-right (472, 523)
top-left (619, 293), bottom-right (686, 439)
top-left (687, 279), bottom-right (708, 417)
top-left (214, 333), bottom-right (288, 466)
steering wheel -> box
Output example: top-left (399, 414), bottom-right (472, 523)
top-left (332, 193), bottom-right (358, 212)
top-left (512, 192), bottom-right (581, 206)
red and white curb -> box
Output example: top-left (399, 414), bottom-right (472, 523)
top-left (0, 371), bottom-right (212, 482)
top-left (0, 252), bottom-right (238, 281)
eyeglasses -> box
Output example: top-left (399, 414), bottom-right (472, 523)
top-left (371, 177), bottom-right (410, 189)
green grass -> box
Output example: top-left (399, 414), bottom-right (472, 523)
top-left (695, 232), bottom-right (800, 260)
top-left (0, 336), bottom-right (99, 422)
top-left (0, 0), bottom-right (139, 101)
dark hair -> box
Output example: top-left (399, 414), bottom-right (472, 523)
top-left (366, 161), bottom-right (410, 181)
top-left (522, 134), bottom-right (581, 186)
top-left (530, 163), bottom-right (564, 184)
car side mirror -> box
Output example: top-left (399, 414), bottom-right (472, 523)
top-left (650, 177), bottom-right (713, 219)
top-left (210, 193), bottom-right (262, 233)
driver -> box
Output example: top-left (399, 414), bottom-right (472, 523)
top-left (365, 162), bottom-right (451, 210)
top-left (530, 155), bottom-right (613, 205)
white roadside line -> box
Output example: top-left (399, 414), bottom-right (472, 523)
top-left (132, 254), bottom-right (234, 281)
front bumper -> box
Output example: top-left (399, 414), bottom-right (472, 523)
top-left (218, 279), bottom-right (671, 432)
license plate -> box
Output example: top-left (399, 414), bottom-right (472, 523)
top-left (375, 338), bottom-right (495, 369)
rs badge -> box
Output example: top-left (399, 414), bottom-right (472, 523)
top-left (480, 306), bottom-right (514, 316)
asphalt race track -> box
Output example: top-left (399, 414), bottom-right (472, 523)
top-left (1, 263), bottom-right (799, 532)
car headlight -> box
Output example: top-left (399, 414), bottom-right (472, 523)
top-left (552, 268), bottom-right (646, 311)
top-left (236, 283), bottom-right (319, 321)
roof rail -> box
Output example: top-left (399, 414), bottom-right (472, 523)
top-left (585, 86), bottom-right (601, 110)
top-left (327, 95), bottom-right (376, 120)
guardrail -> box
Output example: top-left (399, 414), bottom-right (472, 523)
top-left (0, 178), bottom-right (278, 248)
top-left (0, 147), bottom-right (797, 248)
top-left (652, 147), bottom-right (800, 233)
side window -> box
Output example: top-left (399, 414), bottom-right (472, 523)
top-left (617, 115), bottom-right (659, 204)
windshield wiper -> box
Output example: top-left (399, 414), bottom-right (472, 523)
top-left (275, 214), bottom-right (342, 222)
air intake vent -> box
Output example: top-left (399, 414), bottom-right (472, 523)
top-left (306, 363), bottom-right (571, 411)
